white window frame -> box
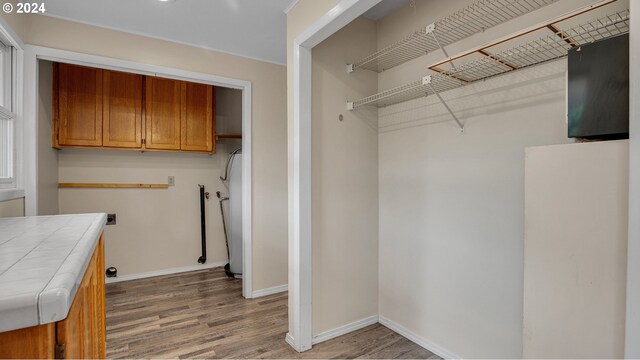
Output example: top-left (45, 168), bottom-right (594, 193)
top-left (0, 16), bottom-right (24, 202)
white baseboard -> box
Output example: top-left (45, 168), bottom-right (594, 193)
top-left (105, 261), bottom-right (227, 284)
top-left (251, 284), bottom-right (288, 298)
top-left (379, 316), bottom-right (460, 359)
top-left (312, 315), bottom-right (379, 345)
top-left (285, 332), bottom-right (298, 350)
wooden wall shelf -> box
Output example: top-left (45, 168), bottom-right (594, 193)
top-left (216, 133), bottom-right (242, 139)
top-left (59, 183), bottom-right (170, 189)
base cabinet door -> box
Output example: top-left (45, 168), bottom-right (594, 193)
top-left (0, 235), bottom-right (106, 359)
top-left (56, 288), bottom-right (87, 358)
top-left (56, 235), bottom-right (106, 359)
top-left (0, 324), bottom-right (55, 358)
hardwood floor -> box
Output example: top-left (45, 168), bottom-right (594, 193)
top-left (106, 268), bottom-right (438, 359)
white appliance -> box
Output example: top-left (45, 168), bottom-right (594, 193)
top-left (228, 152), bottom-right (243, 274)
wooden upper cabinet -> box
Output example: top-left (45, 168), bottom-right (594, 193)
top-left (145, 77), bottom-right (182, 150)
top-left (181, 82), bottom-right (214, 152)
top-left (56, 63), bottom-right (103, 147)
top-left (53, 62), bottom-right (216, 153)
top-left (103, 70), bottom-right (143, 148)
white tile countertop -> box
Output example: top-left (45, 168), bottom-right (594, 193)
top-left (0, 213), bottom-right (107, 332)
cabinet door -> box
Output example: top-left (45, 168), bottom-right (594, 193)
top-left (103, 70), bottom-right (143, 148)
top-left (181, 82), bottom-right (214, 152)
top-left (56, 282), bottom-right (87, 358)
top-left (56, 236), bottom-right (105, 359)
top-left (57, 63), bottom-right (103, 147)
top-left (145, 77), bottom-right (182, 150)
top-left (0, 324), bottom-right (56, 358)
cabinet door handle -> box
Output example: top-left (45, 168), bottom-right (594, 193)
top-left (55, 343), bottom-right (66, 359)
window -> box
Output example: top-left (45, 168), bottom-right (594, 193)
top-left (0, 35), bottom-right (16, 188)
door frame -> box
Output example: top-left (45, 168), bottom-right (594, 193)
top-left (23, 45), bottom-right (254, 299)
top-left (288, 0), bottom-right (640, 356)
top-left (287, 0), bottom-right (381, 352)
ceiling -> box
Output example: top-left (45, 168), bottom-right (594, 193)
top-left (33, 0), bottom-right (291, 65)
top-left (362, 0), bottom-right (412, 21)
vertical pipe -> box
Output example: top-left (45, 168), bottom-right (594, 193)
top-left (197, 184), bottom-right (207, 264)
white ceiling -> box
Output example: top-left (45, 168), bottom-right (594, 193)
top-left (362, 0), bottom-right (412, 21)
top-left (33, 0), bottom-right (291, 65)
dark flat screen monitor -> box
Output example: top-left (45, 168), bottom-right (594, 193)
top-left (567, 33), bottom-right (629, 140)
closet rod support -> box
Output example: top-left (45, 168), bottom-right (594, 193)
top-left (423, 75), bottom-right (464, 134)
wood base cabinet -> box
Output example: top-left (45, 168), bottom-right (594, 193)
top-left (0, 236), bottom-right (106, 359)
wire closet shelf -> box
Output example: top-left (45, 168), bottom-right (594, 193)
top-left (349, 0), bottom-right (558, 73)
top-left (347, 8), bottom-right (629, 110)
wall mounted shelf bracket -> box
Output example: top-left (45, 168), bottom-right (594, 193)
top-left (346, 64), bottom-right (355, 73)
top-left (426, 24), bottom-right (456, 71)
top-left (423, 75), bottom-right (464, 134)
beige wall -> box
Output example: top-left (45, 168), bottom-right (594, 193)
top-left (627, 1), bottom-right (640, 356)
top-left (58, 148), bottom-right (232, 276)
top-left (215, 87), bottom-right (243, 135)
top-left (379, 60), bottom-right (571, 358)
top-left (523, 141), bottom-right (628, 358)
top-left (375, 1), bottom-right (595, 358)
top-left (0, 198), bottom-right (24, 217)
top-left (37, 60), bottom-right (58, 216)
top-left (311, 17), bottom-right (379, 335)
top-left (0, 0), bottom-right (25, 41)
top-left (9, 14), bottom-right (287, 291)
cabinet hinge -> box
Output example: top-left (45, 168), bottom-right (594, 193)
top-left (55, 343), bottom-right (65, 359)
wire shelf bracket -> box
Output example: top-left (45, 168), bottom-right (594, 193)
top-left (423, 75), bottom-right (464, 134)
top-left (426, 24), bottom-right (457, 71)
top-left (346, 0), bottom-right (559, 73)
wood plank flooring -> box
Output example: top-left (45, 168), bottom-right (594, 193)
top-left (106, 268), bottom-right (438, 359)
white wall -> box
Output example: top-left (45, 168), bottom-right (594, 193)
top-left (311, 17), bottom-right (379, 335)
top-left (37, 60), bottom-right (58, 216)
top-left (379, 62), bottom-right (571, 358)
top-left (523, 140), bottom-right (628, 359)
top-left (626, 0), bottom-right (640, 356)
top-left (376, 0), bottom-right (597, 357)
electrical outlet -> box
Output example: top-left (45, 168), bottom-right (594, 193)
top-left (168, 176), bottom-right (175, 186)
top-left (106, 213), bottom-right (116, 225)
